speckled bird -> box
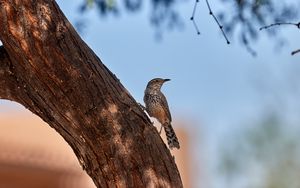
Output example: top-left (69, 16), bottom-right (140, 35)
top-left (143, 78), bottom-right (180, 149)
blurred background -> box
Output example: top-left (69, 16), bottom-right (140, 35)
top-left (0, 0), bottom-right (300, 187)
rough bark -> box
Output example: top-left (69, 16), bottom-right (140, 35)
top-left (0, 0), bottom-right (183, 187)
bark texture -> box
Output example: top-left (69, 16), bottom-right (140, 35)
top-left (0, 0), bottom-right (183, 187)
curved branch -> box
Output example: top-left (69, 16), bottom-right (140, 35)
top-left (259, 22), bottom-right (300, 56)
top-left (259, 22), bottom-right (300, 30)
top-left (0, 0), bottom-right (182, 187)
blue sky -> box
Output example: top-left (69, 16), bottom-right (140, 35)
top-left (1, 0), bottom-right (300, 187)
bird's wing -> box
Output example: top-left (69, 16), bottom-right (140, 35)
top-left (160, 94), bottom-right (172, 122)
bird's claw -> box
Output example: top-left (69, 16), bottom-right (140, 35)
top-left (158, 125), bottom-right (163, 134)
top-left (138, 103), bottom-right (146, 111)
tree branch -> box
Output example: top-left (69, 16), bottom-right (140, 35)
top-left (259, 22), bottom-right (300, 56)
top-left (259, 22), bottom-right (300, 30)
top-left (190, 0), bottom-right (230, 44)
top-left (291, 49), bottom-right (300, 56)
top-left (205, 0), bottom-right (230, 44)
top-left (190, 0), bottom-right (200, 35)
top-left (0, 0), bottom-right (182, 187)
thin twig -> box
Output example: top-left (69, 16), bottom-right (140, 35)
top-left (192, 20), bottom-right (201, 35)
top-left (205, 0), bottom-right (230, 44)
top-left (291, 49), bottom-right (300, 56)
top-left (259, 22), bottom-right (300, 56)
top-left (259, 22), bottom-right (300, 30)
top-left (190, 0), bottom-right (200, 35)
top-left (190, 0), bottom-right (198, 20)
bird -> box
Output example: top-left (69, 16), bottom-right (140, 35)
top-left (143, 78), bottom-right (180, 149)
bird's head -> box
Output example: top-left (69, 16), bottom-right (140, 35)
top-left (146, 78), bottom-right (170, 90)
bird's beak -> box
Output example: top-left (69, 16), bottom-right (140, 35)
top-left (164, 79), bottom-right (171, 82)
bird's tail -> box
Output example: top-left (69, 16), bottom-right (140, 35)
top-left (163, 123), bottom-right (180, 149)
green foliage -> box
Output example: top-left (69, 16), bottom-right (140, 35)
top-left (86, 0), bottom-right (94, 8)
top-left (218, 113), bottom-right (300, 188)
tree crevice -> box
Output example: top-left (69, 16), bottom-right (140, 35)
top-left (0, 46), bottom-right (23, 102)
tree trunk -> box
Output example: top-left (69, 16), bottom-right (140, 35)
top-left (0, 0), bottom-right (183, 187)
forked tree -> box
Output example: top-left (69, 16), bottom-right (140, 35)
top-left (0, 0), bottom-right (182, 187)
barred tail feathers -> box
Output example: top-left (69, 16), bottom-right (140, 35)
top-left (163, 123), bottom-right (180, 149)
